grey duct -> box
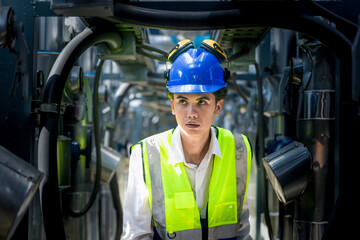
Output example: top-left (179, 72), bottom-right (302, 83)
top-left (294, 44), bottom-right (336, 240)
top-left (0, 146), bottom-right (43, 240)
top-left (263, 43), bottom-right (336, 240)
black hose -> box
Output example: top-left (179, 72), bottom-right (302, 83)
top-left (110, 172), bottom-right (123, 240)
top-left (67, 59), bottom-right (105, 217)
top-left (39, 26), bottom-right (122, 239)
top-left (38, 112), bottom-right (67, 240)
top-left (94, 59), bottom-right (121, 239)
top-left (255, 62), bottom-right (274, 240)
top-left (112, 2), bottom-right (241, 30)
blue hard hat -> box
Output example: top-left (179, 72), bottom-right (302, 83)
top-left (166, 48), bottom-right (226, 93)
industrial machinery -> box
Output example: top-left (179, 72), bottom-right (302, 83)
top-left (0, 0), bottom-right (359, 239)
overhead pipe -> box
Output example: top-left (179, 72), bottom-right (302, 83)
top-left (111, 2), bottom-right (354, 113)
top-left (110, 2), bottom-right (353, 100)
top-left (111, 2), bottom-right (353, 99)
top-left (38, 26), bottom-right (122, 239)
top-left (109, 2), bottom-right (352, 86)
top-left (110, 2), bottom-right (352, 88)
top-left (111, 2), bottom-right (353, 50)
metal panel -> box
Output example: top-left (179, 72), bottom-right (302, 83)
top-left (0, 2), bottom-right (36, 238)
top-left (51, 0), bottom-right (113, 16)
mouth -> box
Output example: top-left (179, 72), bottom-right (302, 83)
top-left (185, 122), bottom-right (200, 128)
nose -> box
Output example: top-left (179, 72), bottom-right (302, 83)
top-left (187, 104), bottom-right (199, 119)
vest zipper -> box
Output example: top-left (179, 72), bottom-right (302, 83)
top-left (201, 204), bottom-right (209, 240)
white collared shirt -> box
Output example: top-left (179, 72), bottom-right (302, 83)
top-left (169, 126), bottom-right (222, 218)
top-left (121, 126), bottom-right (222, 240)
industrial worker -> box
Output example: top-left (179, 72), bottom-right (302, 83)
top-left (122, 39), bottom-right (252, 240)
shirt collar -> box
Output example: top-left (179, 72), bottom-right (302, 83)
top-left (168, 126), bottom-right (222, 165)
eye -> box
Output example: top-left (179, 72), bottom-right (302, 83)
top-left (198, 100), bottom-right (207, 105)
top-left (179, 99), bottom-right (187, 104)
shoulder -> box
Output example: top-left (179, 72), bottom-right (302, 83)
top-left (130, 129), bottom-right (174, 159)
top-left (132, 129), bottom-right (174, 149)
top-left (213, 126), bottom-right (251, 149)
top-left (212, 126), bottom-right (233, 139)
top-left (144, 129), bottom-right (173, 143)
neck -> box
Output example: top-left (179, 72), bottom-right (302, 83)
top-left (180, 129), bottom-right (211, 166)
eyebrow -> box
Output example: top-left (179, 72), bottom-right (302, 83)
top-left (176, 95), bottom-right (210, 101)
top-left (176, 95), bottom-right (188, 100)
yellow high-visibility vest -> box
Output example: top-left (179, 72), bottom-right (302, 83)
top-left (137, 127), bottom-right (252, 239)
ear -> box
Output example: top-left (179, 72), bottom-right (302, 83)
top-left (215, 99), bottom-right (224, 115)
top-left (170, 99), bottom-right (176, 115)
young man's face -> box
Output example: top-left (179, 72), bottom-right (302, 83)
top-left (170, 92), bottom-right (223, 138)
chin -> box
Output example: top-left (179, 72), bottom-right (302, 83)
top-left (180, 125), bottom-right (209, 137)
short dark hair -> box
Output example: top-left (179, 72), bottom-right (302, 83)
top-left (166, 85), bottom-right (228, 103)
top-left (213, 86), bottom-right (228, 102)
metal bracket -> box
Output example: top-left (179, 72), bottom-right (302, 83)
top-left (9, 21), bottom-right (29, 100)
top-left (32, 101), bottom-right (66, 115)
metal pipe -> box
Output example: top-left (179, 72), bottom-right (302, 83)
top-left (112, 83), bottom-right (134, 123)
top-left (136, 48), bottom-right (168, 61)
top-left (38, 26), bottom-right (122, 239)
top-left (105, 83), bottom-right (134, 148)
top-left (136, 42), bottom-right (168, 56)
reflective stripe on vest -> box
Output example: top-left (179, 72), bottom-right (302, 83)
top-left (139, 127), bottom-right (252, 240)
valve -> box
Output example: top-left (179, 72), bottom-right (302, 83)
top-left (70, 129), bottom-right (92, 178)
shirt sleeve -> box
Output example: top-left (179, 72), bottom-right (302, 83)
top-left (121, 144), bottom-right (153, 240)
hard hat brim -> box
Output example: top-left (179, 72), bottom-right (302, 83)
top-left (167, 84), bottom-right (226, 93)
